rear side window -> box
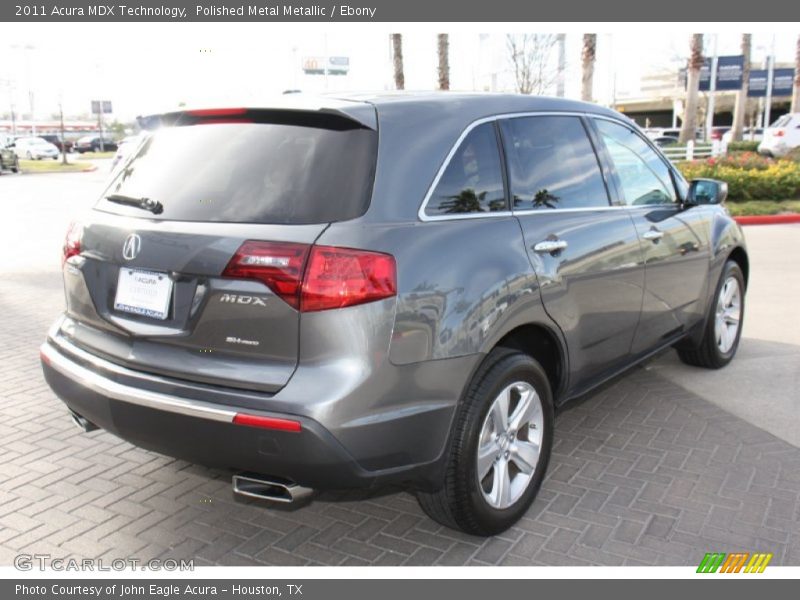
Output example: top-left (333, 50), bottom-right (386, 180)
top-left (771, 115), bottom-right (791, 127)
top-left (96, 119), bottom-right (377, 225)
top-left (500, 116), bottom-right (610, 210)
top-left (594, 119), bottom-right (676, 206)
top-left (424, 122), bottom-right (506, 217)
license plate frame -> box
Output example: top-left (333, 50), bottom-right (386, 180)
top-left (113, 268), bottom-right (173, 320)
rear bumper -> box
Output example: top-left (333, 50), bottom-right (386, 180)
top-left (40, 334), bottom-right (458, 490)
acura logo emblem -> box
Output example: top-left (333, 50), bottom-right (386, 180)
top-left (122, 233), bottom-right (142, 261)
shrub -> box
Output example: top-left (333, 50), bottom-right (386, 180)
top-left (784, 147), bottom-right (800, 164)
top-left (726, 141), bottom-right (760, 153)
top-left (677, 152), bottom-right (800, 200)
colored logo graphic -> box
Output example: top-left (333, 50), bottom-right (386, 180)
top-left (697, 552), bottom-right (773, 573)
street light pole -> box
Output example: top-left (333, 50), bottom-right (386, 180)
top-left (12, 44), bottom-right (36, 136)
top-left (705, 34), bottom-right (719, 142)
top-left (764, 36), bottom-right (775, 128)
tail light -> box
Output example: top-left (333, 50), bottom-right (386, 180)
top-left (222, 241), bottom-right (397, 312)
top-left (222, 241), bottom-right (310, 309)
top-left (62, 221), bottom-right (83, 265)
top-left (774, 129), bottom-right (785, 137)
top-left (301, 246), bottom-right (396, 312)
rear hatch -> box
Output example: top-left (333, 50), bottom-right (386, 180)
top-left (59, 106), bottom-right (378, 393)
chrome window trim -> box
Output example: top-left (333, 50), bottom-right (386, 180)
top-left (418, 110), bottom-right (635, 222)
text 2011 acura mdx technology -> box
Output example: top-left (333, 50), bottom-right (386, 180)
top-left (41, 94), bottom-right (748, 535)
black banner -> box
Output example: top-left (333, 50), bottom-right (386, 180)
top-left (2, 0), bottom-right (799, 21)
top-left (4, 579), bottom-right (800, 600)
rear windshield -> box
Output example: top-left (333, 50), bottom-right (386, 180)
top-left (95, 119), bottom-right (377, 224)
top-left (771, 115), bottom-right (791, 128)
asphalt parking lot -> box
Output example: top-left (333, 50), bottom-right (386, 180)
top-left (1, 168), bottom-right (799, 567)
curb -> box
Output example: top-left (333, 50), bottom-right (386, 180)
top-left (734, 214), bottom-right (800, 226)
top-left (13, 164), bottom-right (98, 175)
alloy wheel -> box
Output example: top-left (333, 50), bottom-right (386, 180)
top-left (476, 381), bottom-right (544, 510)
top-left (715, 276), bottom-right (741, 354)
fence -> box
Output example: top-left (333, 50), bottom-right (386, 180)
top-left (660, 140), bottom-right (726, 162)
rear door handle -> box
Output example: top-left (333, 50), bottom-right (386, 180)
top-left (642, 228), bottom-right (664, 242)
top-left (533, 239), bottom-right (568, 254)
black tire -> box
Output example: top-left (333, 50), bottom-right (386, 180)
top-left (676, 260), bottom-right (745, 369)
top-left (416, 348), bottom-right (554, 535)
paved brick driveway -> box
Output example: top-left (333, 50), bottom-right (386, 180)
top-left (1, 173), bottom-right (799, 567)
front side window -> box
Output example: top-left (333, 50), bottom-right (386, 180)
top-left (500, 115), bottom-right (610, 211)
top-left (424, 122), bottom-right (506, 217)
top-left (595, 119), bottom-right (677, 206)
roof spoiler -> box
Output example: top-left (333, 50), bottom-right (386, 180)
top-left (136, 101), bottom-right (377, 132)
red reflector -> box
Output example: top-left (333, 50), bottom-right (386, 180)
top-left (40, 349), bottom-right (50, 366)
top-left (233, 413), bottom-right (302, 432)
top-left (222, 241), bottom-right (311, 310)
top-left (301, 245), bottom-right (397, 312)
top-left (62, 221), bottom-right (83, 266)
top-left (187, 107), bottom-right (248, 117)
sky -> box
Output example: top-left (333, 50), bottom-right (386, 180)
top-left (0, 23), bottom-right (797, 123)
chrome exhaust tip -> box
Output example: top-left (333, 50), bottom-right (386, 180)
top-left (232, 474), bottom-right (314, 504)
top-left (69, 410), bottom-right (99, 432)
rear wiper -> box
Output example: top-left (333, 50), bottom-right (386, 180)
top-left (105, 193), bottom-right (163, 215)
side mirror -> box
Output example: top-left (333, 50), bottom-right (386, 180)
top-left (687, 178), bottom-right (728, 206)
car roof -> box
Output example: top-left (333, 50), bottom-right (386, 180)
top-left (142, 92), bottom-right (634, 224)
top-left (145, 92), bottom-right (627, 132)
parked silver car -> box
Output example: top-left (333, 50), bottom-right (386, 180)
top-left (41, 94), bottom-right (747, 535)
top-left (14, 136), bottom-right (60, 160)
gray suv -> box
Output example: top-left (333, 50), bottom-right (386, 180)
top-left (40, 94), bottom-right (747, 535)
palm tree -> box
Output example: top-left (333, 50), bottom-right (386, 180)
top-left (438, 34), bottom-right (450, 90)
top-left (391, 34), bottom-right (405, 90)
top-left (792, 35), bottom-right (800, 114)
top-left (679, 34), bottom-right (704, 144)
top-left (581, 34), bottom-right (597, 102)
top-left (731, 34), bottom-right (751, 142)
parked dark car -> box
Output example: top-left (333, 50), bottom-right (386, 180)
top-left (73, 136), bottom-right (118, 153)
top-left (40, 134), bottom-right (74, 153)
top-left (653, 135), bottom-right (680, 147)
top-left (40, 95), bottom-right (748, 535)
top-left (0, 142), bottom-right (19, 173)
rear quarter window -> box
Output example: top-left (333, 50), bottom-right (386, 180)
top-left (96, 118), bottom-right (377, 225)
top-left (424, 122), bottom-right (507, 217)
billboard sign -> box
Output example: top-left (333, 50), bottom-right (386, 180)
top-left (302, 56), bottom-right (349, 75)
top-left (91, 100), bottom-right (113, 114)
top-left (748, 68), bottom-right (796, 97)
top-left (680, 55), bottom-right (744, 91)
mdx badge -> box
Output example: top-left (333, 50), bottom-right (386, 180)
top-left (219, 294), bottom-right (267, 306)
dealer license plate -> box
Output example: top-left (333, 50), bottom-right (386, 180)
top-left (113, 268), bottom-right (173, 320)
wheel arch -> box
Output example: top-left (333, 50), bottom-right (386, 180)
top-left (491, 323), bottom-right (567, 403)
top-left (727, 245), bottom-right (749, 289)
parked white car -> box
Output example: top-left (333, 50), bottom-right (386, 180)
top-left (13, 137), bottom-right (60, 160)
top-left (110, 134), bottom-right (145, 172)
top-left (758, 113), bottom-right (800, 157)
top-left (722, 128), bottom-right (763, 145)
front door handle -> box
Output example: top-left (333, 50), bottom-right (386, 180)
top-left (642, 228), bottom-right (664, 242)
top-left (533, 239), bottom-right (568, 254)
